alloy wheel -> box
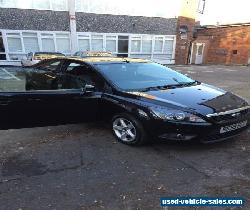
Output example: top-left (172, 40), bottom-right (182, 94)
top-left (113, 117), bottom-right (137, 142)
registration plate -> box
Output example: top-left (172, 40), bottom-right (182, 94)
top-left (220, 121), bottom-right (248, 134)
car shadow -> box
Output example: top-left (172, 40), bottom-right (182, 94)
top-left (84, 120), bottom-right (239, 152)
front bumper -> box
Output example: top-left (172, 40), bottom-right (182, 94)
top-left (144, 114), bottom-right (249, 143)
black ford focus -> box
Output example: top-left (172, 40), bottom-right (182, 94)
top-left (0, 56), bottom-right (249, 145)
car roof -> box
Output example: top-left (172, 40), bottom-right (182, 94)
top-left (63, 56), bottom-right (150, 64)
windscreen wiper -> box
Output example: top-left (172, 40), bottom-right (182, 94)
top-left (139, 81), bottom-right (199, 92)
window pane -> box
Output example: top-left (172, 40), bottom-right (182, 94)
top-left (7, 37), bottom-right (22, 52)
top-left (0, 37), bottom-right (5, 52)
top-left (6, 32), bottom-right (20, 36)
top-left (78, 39), bottom-right (90, 51)
top-left (75, 0), bottom-right (81, 12)
top-left (56, 33), bottom-right (69, 38)
top-left (0, 54), bottom-right (6, 60)
top-left (0, 0), bottom-right (15, 7)
top-left (51, 0), bottom-right (67, 10)
top-left (106, 35), bottom-right (116, 39)
top-left (163, 40), bottom-right (173, 54)
top-left (142, 39), bottom-right (152, 53)
top-left (40, 61), bottom-right (61, 71)
top-left (56, 38), bottom-right (70, 53)
top-left (23, 37), bottom-right (39, 52)
top-left (41, 33), bottom-right (53, 37)
top-left (33, 0), bottom-right (50, 9)
top-left (118, 36), bottom-right (128, 40)
top-left (17, 0), bottom-right (32, 9)
top-left (106, 40), bottom-right (116, 52)
top-left (118, 39), bottom-right (128, 53)
top-left (131, 40), bottom-right (141, 52)
top-left (22, 32), bottom-right (37, 36)
top-left (154, 39), bottom-right (163, 52)
top-left (92, 39), bottom-right (103, 51)
top-left (78, 35), bottom-right (89, 38)
top-left (42, 38), bottom-right (55, 52)
top-left (92, 35), bottom-right (103, 39)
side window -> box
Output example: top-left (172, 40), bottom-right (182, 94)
top-left (38, 60), bottom-right (61, 71)
top-left (64, 62), bottom-right (104, 90)
top-left (25, 61), bottom-right (87, 91)
top-left (25, 60), bottom-right (63, 91)
top-left (0, 66), bottom-right (27, 92)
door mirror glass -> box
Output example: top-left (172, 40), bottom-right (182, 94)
top-left (84, 84), bottom-right (95, 92)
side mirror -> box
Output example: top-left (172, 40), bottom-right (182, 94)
top-left (83, 84), bottom-right (95, 92)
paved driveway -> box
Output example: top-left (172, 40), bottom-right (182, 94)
top-left (0, 65), bottom-right (249, 210)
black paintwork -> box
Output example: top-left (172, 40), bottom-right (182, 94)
top-left (0, 57), bottom-right (249, 142)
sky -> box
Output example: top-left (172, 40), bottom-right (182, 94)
top-left (198, 0), bottom-right (250, 25)
top-left (2, 0), bottom-right (250, 25)
top-left (77, 0), bottom-right (250, 25)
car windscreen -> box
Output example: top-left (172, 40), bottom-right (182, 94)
top-left (95, 62), bottom-right (195, 91)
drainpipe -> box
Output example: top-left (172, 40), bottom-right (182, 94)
top-left (68, 0), bottom-right (77, 54)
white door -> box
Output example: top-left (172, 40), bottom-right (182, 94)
top-left (195, 43), bottom-right (205, 64)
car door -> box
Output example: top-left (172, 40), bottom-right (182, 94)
top-left (52, 60), bottom-right (102, 124)
top-left (0, 64), bottom-right (37, 129)
top-left (24, 59), bottom-right (101, 127)
top-left (0, 59), bottom-right (101, 130)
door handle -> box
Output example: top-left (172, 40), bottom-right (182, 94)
top-left (0, 101), bottom-right (10, 106)
top-left (27, 98), bottom-right (41, 102)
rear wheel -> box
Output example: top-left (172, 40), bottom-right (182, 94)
top-left (112, 113), bottom-right (148, 145)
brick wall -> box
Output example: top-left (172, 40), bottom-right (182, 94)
top-left (175, 16), bottom-right (196, 64)
top-left (195, 25), bottom-right (250, 65)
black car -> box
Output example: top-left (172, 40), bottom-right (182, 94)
top-left (0, 56), bottom-right (249, 145)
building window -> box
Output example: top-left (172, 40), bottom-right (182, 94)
top-left (0, 32), bottom-right (6, 60)
top-left (106, 36), bottom-right (117, 52)
top-left (142, 36), bottom-right (152, 53)
top-left (0, 0), bottom-right (16, 8)
top-left (3, 30), bottom-right (71, 61)
top-left (51, 0), bottom-right (67, 10)
top-left (32, 0), bottom-right (50, 10)
top-left (78, 35), bottom-right (90, 51)
top-left (76, 33), bottom-right (175, 63)
top-left (7, 37), bottom-right (22, 53)
top-left (0, 0), bottom-right (67, 11)
top-left (118, 36), bottom-right (129, 54)
top-left (154, 37), bottom-right (164, 53)
top-left (163, 39), bottom-right (174, 54)
top-left (56, 33), bottom-right (70, 53)
top-left (131, 36), bottom-right (141, 53)
top-left (41, 33), bottom-right (55, 52)
top-left (22, 32), bottom-right (39, 53)
top-left (91, 35), bottom-right (103, 51)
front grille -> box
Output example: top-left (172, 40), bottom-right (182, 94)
top-left (209, 108), bottom-right (249, 123)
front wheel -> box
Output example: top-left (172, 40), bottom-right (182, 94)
top-left (112, 113), bottom-right (148, 145)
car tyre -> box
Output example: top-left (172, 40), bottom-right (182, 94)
top-left (112, 113), bottom-right (148, 146)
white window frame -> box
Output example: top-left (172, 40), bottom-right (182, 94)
top-left (130, 36), bottom-right (142, 54)
top-left (90, 34), bottom-right (104, 51)
top-left (105, 35), bottom-right (118, 53)
top-left (0, 30), bottom-right (7, 60)
top-left (77, 34), bottom-right (91, 52)
top-left (77, 32), bottom-right (176, 64)
top-left (2, 30), bottom-right (71, 61)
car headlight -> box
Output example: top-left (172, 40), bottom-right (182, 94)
top-left (150, 107), bottom-right (206, 123)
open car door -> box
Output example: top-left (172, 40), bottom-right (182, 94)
top-left (0, 60), bottom-right (101, 130)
